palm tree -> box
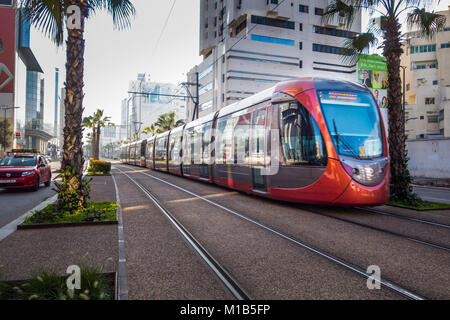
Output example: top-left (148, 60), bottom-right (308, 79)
top-left (142, 123), bottom-right (157, 137)
top-left (82, 114), bottom-right (96, 158)
top-left (154, 112), bottom-right (185, 134)
top-left (323, 0), bottom-right (446, 204)
top-left (83, 109), bottom-right (113, 160)
top-left (20, 0), bottom-right (135, 209)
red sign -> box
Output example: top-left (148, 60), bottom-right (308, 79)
top-left (0, 7), bottom-right (16, 94)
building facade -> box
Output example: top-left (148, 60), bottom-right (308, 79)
top-left (185, 0), bottom-right (362, 121)
top-left (124, 74), bottom-right (186, 140)
top-left (401, 6), bottom-right (450, 139)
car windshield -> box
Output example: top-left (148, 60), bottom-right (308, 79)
top-left (0, 157), bottom-right (36, 167)
top-left (318, 90), bottom-right (383, 159)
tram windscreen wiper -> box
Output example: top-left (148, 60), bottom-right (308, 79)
top-left (333, 119), bottom-right (340, 155)
top-left (332, 119), bottom-right (360, 159)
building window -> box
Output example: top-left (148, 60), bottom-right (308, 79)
top-left (432, 80), bottom-right (438, 85)
top-left (438, 109), bottom-right (444, 122)
top-left (222, 74), bottom-right (225, 83)
top-left (406, 84), bottom-right (410, 91)
top-left (313, 43), bottom-right (352, 55)
top-left (199, 82), bottom-right (213, 96)
top-left (299, 60), bottom-right (302, 68)
top-left (410, 44), bottom-right (436, 53)
top-left (299, 23), bottom-right (303, 31)
top-left (251, 15), bottom-right (295, 30)
top-left (251, 34), bottom-right (295, 46)
top-left (270, 0), bottom-right (278, 4)
top-left (235, 19), bottom-right (247, 35)
top-left (315, 8), bottom-right (324, 16)
top-left (441, 43), bottom-right (450, 48)
top-left (425, 97), bottom-right (435, 105)
top-left (313, 25), bottom-right (357, 39)
top-left (428, 116), bottom-right (438, 123)
top-left (299, 4), bottom-right (309, 13)
top-left (420, 116), bottom-right (424, 120)
top-left (299, 42), bottom-right (302, 50)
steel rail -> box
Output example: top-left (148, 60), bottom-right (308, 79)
top-left (355, 207), bottom-right (450, 229)
top-left (114, 167), bottom-right (251, 300)
top-left (119, 164), bottom-right (425, 300)
top-left (304, 208), bottom-right (450, 252)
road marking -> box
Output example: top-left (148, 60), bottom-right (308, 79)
top-left (112, 172), bottom-right (129, 301)
top-left (0, 193), bottom-right (58, 242)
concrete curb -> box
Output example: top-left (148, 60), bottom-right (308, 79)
top-left (112, 172), bottom-right (128, 300)
top-left (0, 193), bottom-right (58, 242)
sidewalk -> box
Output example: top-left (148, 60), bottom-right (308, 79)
top-left (0, 176), bottom-right (118, 282)
top-left (413, 177), bottom-right (450, 188)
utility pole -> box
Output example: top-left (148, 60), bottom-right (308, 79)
top-left (400, 66), bottom-right (407, 133)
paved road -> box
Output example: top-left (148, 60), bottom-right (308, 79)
top-left (0, 161), bottom-right (60, 228)
top-left (414, 186), bottom-right (450, 203)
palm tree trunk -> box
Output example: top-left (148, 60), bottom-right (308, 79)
top-left (95, 124), bottom-right (101, 160)
top-left (91, 127), bottom-right (97, 160)
top-left (60, 0), bottom-right (88, 208)
top-left (383, 17), bottom-right (413, 202)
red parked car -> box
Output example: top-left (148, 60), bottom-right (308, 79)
top-left (0, 154), bottom-right (52, 191)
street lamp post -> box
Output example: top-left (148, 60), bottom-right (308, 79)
top-left (0, 105), bottom-right (20, 157)
top-left (400, 66), bottom-right (407, 130)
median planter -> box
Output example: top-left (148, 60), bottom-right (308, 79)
top-left (88, 160), bottom-right (112, 175)
top-left (19, 201), bottom-right (119, 230)
top-left (0, 270), bottom-right (117, 301)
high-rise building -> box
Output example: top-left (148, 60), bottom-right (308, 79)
top-left (58, 88), bottom-right (66, 152)
top-left (401, 6), bottom-right (450, 139)
top-left (126, 74), bottom-right (186, 140)
top-left (185, 0), bottom-right (362, 121)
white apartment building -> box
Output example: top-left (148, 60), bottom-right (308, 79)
top-left (185, 0), bottom-right (362, 121)
top-left (401, 6), bottom-right (450, 139)
top-left (125, 74), bottom-right (186, 139)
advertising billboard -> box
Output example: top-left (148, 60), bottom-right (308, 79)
top-left (0, 6), bottom-right (16, 154)
top-left (357, 54), bottom-right (388, 131)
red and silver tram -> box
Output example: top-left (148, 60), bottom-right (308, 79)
top-left (120, 78), bottom-right (389, 206)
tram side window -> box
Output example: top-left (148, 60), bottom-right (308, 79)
top-left (279, 102), bottom-right (327, 166)
top-left (201, 122), bottom-right (212, 165)
top-left (183, 129), bottom-right (195, 164)
top-left (216, 116), bottom-right (233, 164)
top-left (251, 108), bottom-right (267, 166)
top-left (156, 137), bottom-right (167, 161)
top-left (233, 113), bottom-right (250, 164)
top-left (147, 141), bottom-right (154, 161)
top-left (170, 133), bottom-right (182, 164)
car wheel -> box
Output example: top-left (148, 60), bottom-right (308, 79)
top-left (44, 174), bottom-right (51, 187)
top-left (33, 177), bottom-right (40, 191)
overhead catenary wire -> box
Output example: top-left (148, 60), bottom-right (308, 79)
top-left (151, 0), bottom-right (178, 59)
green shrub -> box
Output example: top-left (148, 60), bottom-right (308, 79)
top-left (88, 160), bottom-right (111, 174)
top-left (22, 201), bottom-right (119, 225)
top-left (0, 266), bottom-right (114, 300)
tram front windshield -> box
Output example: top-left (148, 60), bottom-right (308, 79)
top-left (318, 91), bottom-right (383, 159)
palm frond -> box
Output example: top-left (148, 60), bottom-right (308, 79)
top-left (20, 0), bottom-right (65, 45)
top-left (407, 7), bottom-right (446, 39)
top-left (340, 32), bottom-right (377, 65)
top-left (87, 0), bottom-right (136, 29)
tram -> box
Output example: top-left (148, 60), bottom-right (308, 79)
top-left (120, 78), bottom-right (389, 205)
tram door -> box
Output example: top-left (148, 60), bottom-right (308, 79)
top-left (251, 108), bottom-right (267, 192)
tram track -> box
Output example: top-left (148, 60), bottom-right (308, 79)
top-left (300, 207), bottom-right (450, 252)
top-left (115, 167), bottom-right (251, 300)
top-left (117, 164), bottom-right (426, 300)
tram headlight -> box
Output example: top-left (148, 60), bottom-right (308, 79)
top-left (340, 156), bottom-right (388, 187)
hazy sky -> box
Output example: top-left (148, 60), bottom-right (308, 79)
top-left (15, 0), bottom-right (202, 126)
top-left (13, 0), bottom-right (449, 127)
